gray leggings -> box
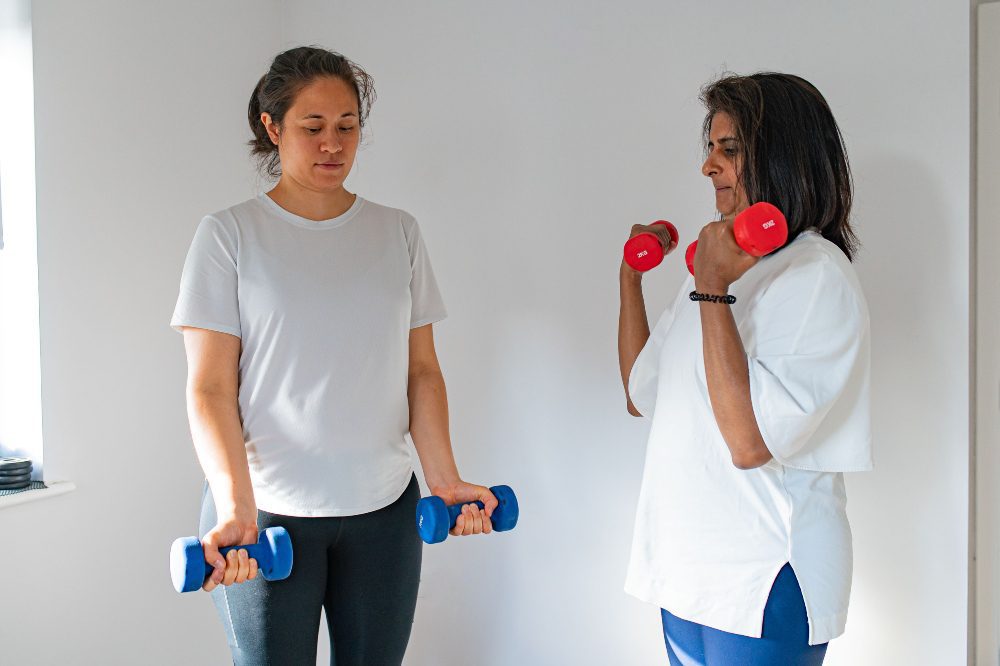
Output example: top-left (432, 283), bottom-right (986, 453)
top-left (198, 475), bottom-right (423, 666)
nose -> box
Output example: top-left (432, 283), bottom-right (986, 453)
top-left (320, 127), bottom-right (342, 153)
top-left (702, 152), bottom-right (720, 178)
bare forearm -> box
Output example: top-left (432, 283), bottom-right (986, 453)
top-left (408, 370), bottom-right (460, 489)
top-left (619, 266), bottom-right (650, 416)
top-left (698, 302), bottom-right (771, 469)
top-left (186, 390), bottom-right (255, 514)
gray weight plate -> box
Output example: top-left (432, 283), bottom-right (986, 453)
top-left (0, 457), bottom-right (32, 472)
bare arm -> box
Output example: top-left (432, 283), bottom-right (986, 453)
top-left (696, 301), bottom-right (771, 469)
top-left (406, 324), bottom-right (460, 490)
top-left (693, 221), bottom-right (771, 470)
top-left (618, 224), bottom-right (677, 416)
top-left (618, 265), bottom-right (650, 417)
top-left (407, 324), bottom-right (496, 535)
top-left (181, 326), bottom-right (257, 588)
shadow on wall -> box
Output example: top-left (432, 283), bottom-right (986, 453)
top-left (833, 152), bottom-right (968, 664)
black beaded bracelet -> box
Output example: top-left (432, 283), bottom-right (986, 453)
top-left (689, 290), bottom-right (736, 305)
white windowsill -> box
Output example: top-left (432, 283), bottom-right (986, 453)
top-left (0, 480), bottom-right (75, 509)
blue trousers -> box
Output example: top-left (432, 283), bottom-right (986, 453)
top-left (661, 564), bottom-right (828, 665)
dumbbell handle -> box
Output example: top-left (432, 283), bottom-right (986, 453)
top-left (444, 500), bottom-right (488, 527)
top-left (648, 220), bottom-right (676, 237)
top-left (195, 541), bottom-right (273, 584)
top-left (216, 542), bottom-right (272, 566)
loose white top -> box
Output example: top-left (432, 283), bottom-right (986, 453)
top-left (172, 194), bottom-right (447, 517)
top-left (625, 230), bottom-right (872, 645)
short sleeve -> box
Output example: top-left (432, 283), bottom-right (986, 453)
top-left (402, 215), bottom-right (447, 328)
top-left (627, 284), bottom-right (687, 418)
top-left (746, 254), bottom-right (872, 472)
top-left (170, 216), bottom-right (241, 338)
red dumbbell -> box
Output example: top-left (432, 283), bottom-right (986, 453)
top-left (684, 202), bottom-right (788, 275)
top-left (623, 221), bottom-right (679, 272)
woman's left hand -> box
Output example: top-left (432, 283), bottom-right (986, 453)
top-left (693, 218), bottom-right (759, 293)
top-left (429, 480), bottom-right (498, 537)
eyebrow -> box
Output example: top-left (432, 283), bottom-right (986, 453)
top-left (300, 112), bottom-right (358, 120)
top-left (707, 136), bottom-right (738, 148)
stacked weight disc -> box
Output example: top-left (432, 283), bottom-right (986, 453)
top-left (0, 457), bottom-right (33, 491)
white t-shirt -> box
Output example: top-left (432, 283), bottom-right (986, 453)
top-left (171, 194), bottom-right (447, 517)
top-left (625, 230), bottom-right (872, 646)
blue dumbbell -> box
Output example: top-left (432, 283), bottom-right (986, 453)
top-left (170, 526), bottom-right (293, 593)
top-left (416, 485), bottom-right (519, 544)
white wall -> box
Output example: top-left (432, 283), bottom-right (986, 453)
top-left (977, 3), bottom-right (1000, 664)
top-left (0, 1), bottom-right (279, 663)
top-left (0, 1), bottom-right (972, 664)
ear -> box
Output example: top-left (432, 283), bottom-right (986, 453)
top-left (261, 112), bottom-right (280, 145)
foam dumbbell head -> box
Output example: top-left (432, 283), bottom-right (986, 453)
top-left (733, 202), bottom-right (787, 257)
top-left (258, 527), bottom-right (293, 580)
top-left (171, 538), bottom-right (211, 594)
top-left (416, 485), bottom-right (520, 544)
top-left (685, 240), bottom-right (698, 275)
top-left (487, 485), bottom-right (519, 531)
top-left (169, 526), bottom-right (293, 593)
top-left (415, 495), bottom-right (451, 545)
top-left (623, 221), bottom-right (679, 272)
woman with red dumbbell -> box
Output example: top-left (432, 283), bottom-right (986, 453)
top-left (618, 73), bottom-right (870, 665)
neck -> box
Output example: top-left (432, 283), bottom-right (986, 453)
top-left (267, 178), bottom-right (356, 221)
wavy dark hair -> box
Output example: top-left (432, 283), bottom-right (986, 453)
top-left (248, 46), bottom-right (376, 179)
top-left (701, 73), bottom-right (858, 260)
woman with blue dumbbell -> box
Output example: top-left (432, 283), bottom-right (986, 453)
top-left (171, 46), bottom-right (499, 666)
top-left (618, 73), bottom-right (871, 664)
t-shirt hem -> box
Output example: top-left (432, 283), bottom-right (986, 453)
top-left (624, 574), bottom-right (846, 646)
top-left (626, 356), bottom-right (654, 418)
top-left (806, 610), bottom-right (847, 646)
top-left (749, 366), bottom-right (873, 474)
top-left (770, 453), bottom-right (874, 473)
top-left (253, 467), bottom-right (414, 518)
top-left (410, 313), bottom-right (447, 329)
top-left (170, 319), bottom-right (241, 338)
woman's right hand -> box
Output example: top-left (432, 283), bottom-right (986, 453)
top-left (621, 223), bottom-right (679, 274)
top-left (200, 513), bottom-right (260, 592)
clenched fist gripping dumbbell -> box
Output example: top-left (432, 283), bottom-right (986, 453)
top-left (622, 203), bottom-right (788, 275)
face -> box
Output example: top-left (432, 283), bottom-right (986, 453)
top-left (701, 111), bottom-right (749, 218)
top-left (262, 76), bottom-right (361, 194)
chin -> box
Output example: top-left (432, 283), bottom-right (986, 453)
top-left (309, 178), bottom-right (347, 192)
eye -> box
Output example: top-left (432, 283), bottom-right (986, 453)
top-left (339, 125), bottom-right (356, 133)
top-left (305, 127), bottom-right (321, 134)
top-left (724, 148), bottom-right (738, 157)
